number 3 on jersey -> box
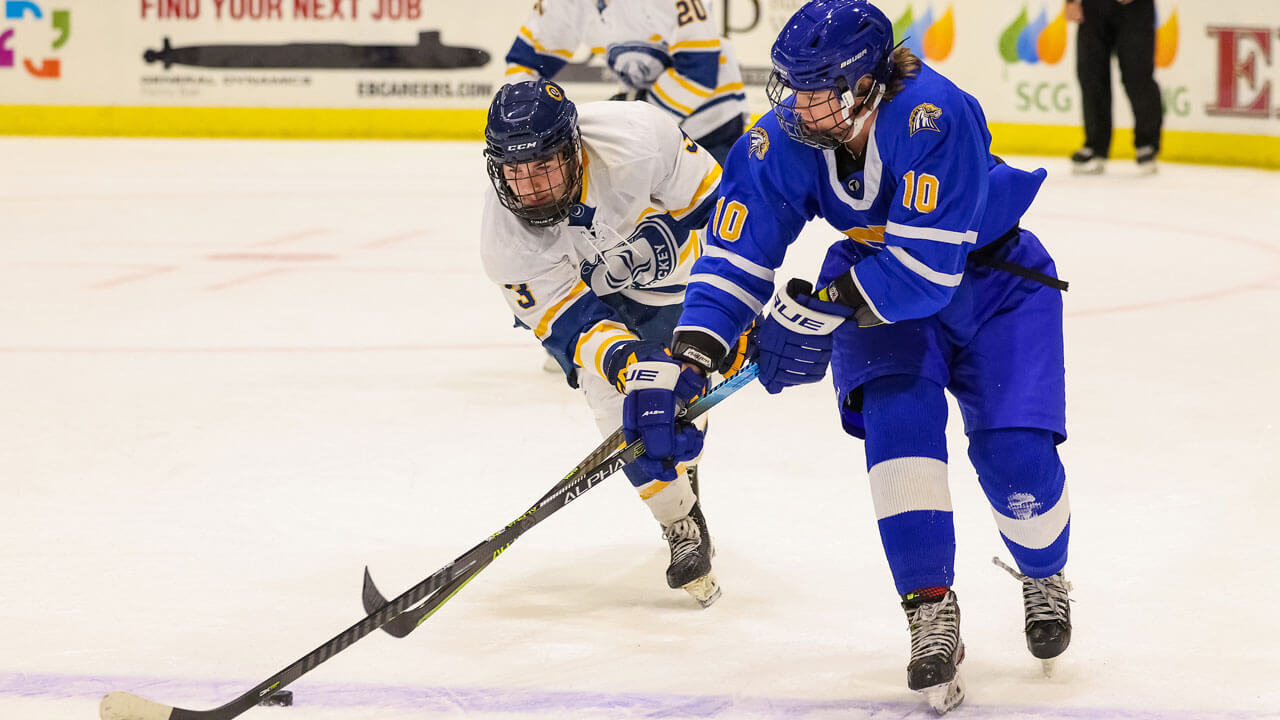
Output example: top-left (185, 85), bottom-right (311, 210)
top-left (712, 197), bottom-right (748, 242)
top-left (505, 283), bottom-right (536, 309)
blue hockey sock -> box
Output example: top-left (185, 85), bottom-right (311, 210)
top-left (862, 375), bottom-right (955, 595)
top-left (967, 427), bottom-right (1069, 578)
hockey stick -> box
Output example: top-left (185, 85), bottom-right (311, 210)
top-left (98, 362), bottom-right (757, 720)
top-left (361, 362), bottom-right (759, 637)
top-left (362, 424), bottom-right (625, 638)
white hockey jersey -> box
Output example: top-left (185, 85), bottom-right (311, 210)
top-left (503, 0), bottom-right (748, 141)
top-left (481, 101), bottom-right (722, 386)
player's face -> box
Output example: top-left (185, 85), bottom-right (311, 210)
top-left (502, 152), bottom-right (573, 210)
top-left (792, 89), bottom-right (850, 139)
top-left (791, 76), bottom-right (877, 145)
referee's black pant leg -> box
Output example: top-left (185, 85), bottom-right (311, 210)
top-left (1075, 6), bottom-right (1115, 157)
top-left (1116, 0), bottom-right (1163, 152)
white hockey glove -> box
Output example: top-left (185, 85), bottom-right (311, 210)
top-left (578, 215), bottom-right (681, 296)
top-left (605, 42), bottom-right (669, 90)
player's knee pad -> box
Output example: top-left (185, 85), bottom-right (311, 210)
top-left (968, 427), bottom-right (1069, 577)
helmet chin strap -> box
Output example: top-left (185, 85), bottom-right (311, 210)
top-left (839, 81), bottom-right (885, 145)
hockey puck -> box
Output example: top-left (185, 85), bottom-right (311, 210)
top-left (258, 690), bottom-right (293, 707)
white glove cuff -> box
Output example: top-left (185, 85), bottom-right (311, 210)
top-left (769, 287), bottom-right (847, 335)
top-left (623, 360), bottom-right (679, 393)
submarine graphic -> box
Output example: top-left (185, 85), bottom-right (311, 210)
top-left (143, 31), bottom-right (489, 70)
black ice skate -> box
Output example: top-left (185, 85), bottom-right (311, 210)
top-left (902, 588), bottom-right (966, 715)
top-left (1070, 147), bottom-right (1104, 175)
top-left (662, 501), bottom-right (720, 608)
top-left (994, 557), bottom-right (1073, 676)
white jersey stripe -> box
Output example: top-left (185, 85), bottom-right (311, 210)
top-left (888, 246), bottom-right (964, 287)
top-left (689, 272), bottom-right (765, 314)
top-left (848, 265), bottom-right (890, 325)
top-left (702, 244), bottom-right (775, 282)
top-left (886, 221), bottom-right (978, 245)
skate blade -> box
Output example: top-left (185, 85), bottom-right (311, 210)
top-left (682, 572), bottom-right (721, 608)
top-left (1041, 657), bottom-right (1057, 677)
top-left (920, 672), bottom-right (966, 715)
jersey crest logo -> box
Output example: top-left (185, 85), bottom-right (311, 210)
top-left (747, 126), bottom-right (769, 160)
top-left (908, 103), bottom-right (943, 136)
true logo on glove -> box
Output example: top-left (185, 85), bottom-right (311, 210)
top-left (627, 367), bottom-right (662, 383)
top-left (773, 296), bottom-right (829, 332)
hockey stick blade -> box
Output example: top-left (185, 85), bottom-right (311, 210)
top-left (361, 362), bottom-right (759, 638)
top-left (366, 426), bottom-right (627, 637)
top-left (100, 692), bottom-right (173, 720)
top-left (98, 363), bottom-right (756, 720)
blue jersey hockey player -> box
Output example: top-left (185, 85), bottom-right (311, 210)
top-left (622, 1), bottom-right (1074, 712)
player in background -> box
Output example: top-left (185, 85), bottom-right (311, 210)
top-left (502, 0), bottom-right (749, 165)
top-left (481, 79), bottom-right (740, 608)
top-left (622, 1), bottom-right (1073, 712)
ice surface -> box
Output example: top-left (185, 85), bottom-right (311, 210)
top-left (1, 137), bottom-right (1277, 719)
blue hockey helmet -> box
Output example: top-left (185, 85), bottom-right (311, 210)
top-left (766, 0), bottom-right (897, 148)
top-left (484, 80), bottom-right (582, 227)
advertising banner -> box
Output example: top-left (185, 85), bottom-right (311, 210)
top-left (1, 0), bottom-right (1276, 165)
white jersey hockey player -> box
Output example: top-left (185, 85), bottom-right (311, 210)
top-left (480, 80), bottom-right (736, 606)
top-left (502, 0), bottom-right (748, 163)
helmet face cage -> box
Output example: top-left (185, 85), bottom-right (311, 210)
top-left (767, 71), bottom-right (889, 150)
top-left (767, 0), bottom-right (895, 149)
top-left (767, 72), bottom-right (863, 149)
top-left (486, 131), bottom-right (581, 227)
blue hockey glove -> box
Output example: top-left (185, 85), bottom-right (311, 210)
top-left (617, 346), bottom-right (707, 483)
top-left (605, 43), bottom-right (670, 90)
top-left (756, 278), bottom-right (853, 394)
top-left (579, 214), bottom-right (681, 295)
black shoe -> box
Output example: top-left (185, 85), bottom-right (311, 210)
top-left (1136, 145), bottom-right (1158, 175)
top-left (1070, 147), bottom-right (1105, 175)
